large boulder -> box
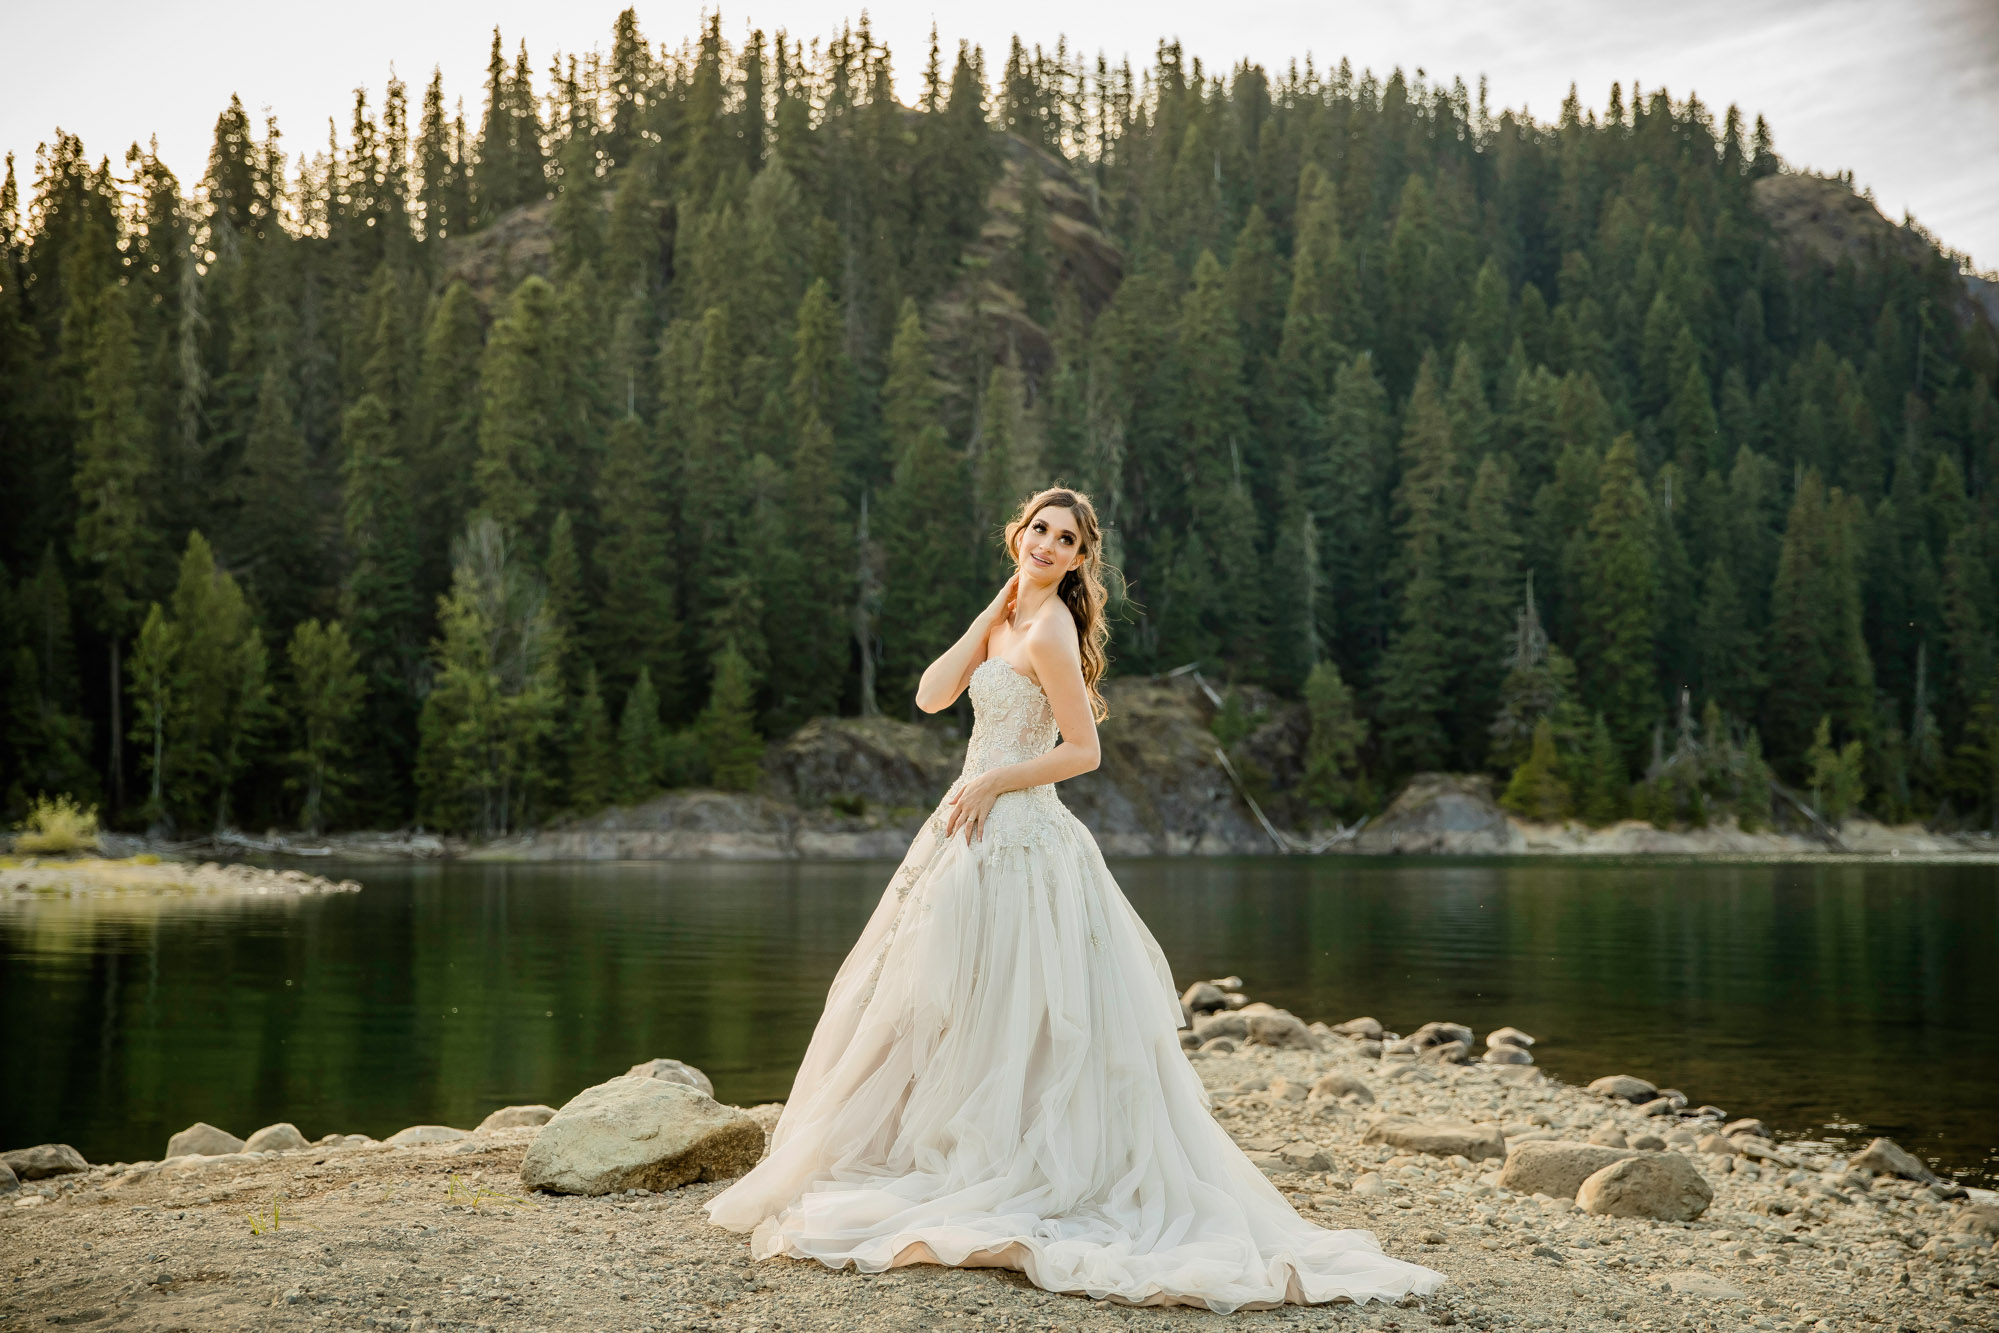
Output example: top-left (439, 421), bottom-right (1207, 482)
top-left (521, 1074), bottom-right (764, 1196)
top-left (477, 1104), bottom-right (558, 1133)
top-left (1360, 1116), bottom-right (1506, 1162)
top-left (1, 1143), bottom-right (88, 1180)
top-left (0, 1161), bottom-right (17, 1193)
top-left (625, 1058), bottom-right (716, 1099)
top-left (165, 1123), bottom-right (245, 1158)
top-left (1497, 1140), bottom-right (1642, 1199)
top-left (1587, 1075), bottom-right (1659, 1104)
top-left (1353, 773), bottom-right (1526, 854)
top-left (1576, 1153), bottom-right (1714, 1221)
top-left (1848, 1136), bottom-right (1938, 1183)
top-left (243, 1123), bottom-right (310, 1153)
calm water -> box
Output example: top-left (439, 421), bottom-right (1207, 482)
top-left (2, 857), bottom-right (1994, 1185)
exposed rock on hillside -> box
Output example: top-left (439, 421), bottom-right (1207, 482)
top-left (1353, 773), bottom-right (1525, 855)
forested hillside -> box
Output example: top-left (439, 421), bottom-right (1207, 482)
top-left (4, 12), bottom-right (1996, 837)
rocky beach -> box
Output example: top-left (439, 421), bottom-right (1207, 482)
top-left (4, 980), bottom-right (1992, 1332)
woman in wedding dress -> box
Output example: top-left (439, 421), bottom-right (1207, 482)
top-left (704, 487), bottom-right (1445, 1312)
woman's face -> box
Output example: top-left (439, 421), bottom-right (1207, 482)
top-left (1016, 505), bottom-right (1085, 585)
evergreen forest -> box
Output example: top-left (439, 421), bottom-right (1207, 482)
top-left (4, 11), bottom-right (1997, 838)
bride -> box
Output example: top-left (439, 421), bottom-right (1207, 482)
top-left (704, 486), bottom-right (1445, 1312)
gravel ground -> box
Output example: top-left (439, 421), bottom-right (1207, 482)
top-left (0, 855), bottom-right (360, 898)
top-left (5, 1030), bottom-right (1994, 1332)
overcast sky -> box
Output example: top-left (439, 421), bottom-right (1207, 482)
top-left (6, 0), bottom-right (1995, 270)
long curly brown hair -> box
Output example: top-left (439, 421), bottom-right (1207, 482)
top-left (1000, 487), bottom-right (1114, 722)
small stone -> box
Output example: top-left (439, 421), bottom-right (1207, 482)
top-left (1179, 1030), bottom-right (1200, 1050)
top-left (1181, 981), bottom-right (1227, 1013)
top-left (1482, 1045), bottom-right (1534, 1065)
top-left (1193, 1012), bottom-right (1249, 1044)
top-left (0, 1162), bottom-right (17, 1194)
top-left (1690, 1104), bottom-right (1727, 1121)
top-left (242, 1123), bottom-right (310, 1153)
top-left (1198, 1036), bottom-right (1238, 1054)
top-left (1407, 1021), bottom-right (1475, 1050)
top-left (1352, 1171), bottom-right (1386, 1197)
top-left (624, 1058), bottom-right (715, 1099)
top-left (1635, 1096), bottom-right (1681, 1117)
top-left (1947, 1203), bottom-right (1999, 1238)
top-left (1361, 1116), bottom-right (1506, 1162)
top-left (0, 1144), bottom-right (88, 1180)
top-left (1353, 1040), bottom-right (1384, 1060)
top-left (1588, 1124), bottom-right (1629, 1148)
top-left (475, 1105), bottom-right (558, 1133)
top-left (1848, 1136), bottom-right (1938, 1183)
top-left (1307, 1072), bottom-right (1375, 1104)
top-left (1586, 1075), bottom-right (1659, 1103)
top-left (1330, 1016), bottom-right (1384, 1039)
top-left (1723, 1118), bottom-right (1771, 1140)
top-left (1245, 1011), bottom-right (1317, 1050)
top-left (383, 1125), bottom-right (471, 1147)
top-left (1575, 1153), bottom-right (1714, 1221)
top-left (1268, 1077), bottom-right (1309, 1103)
top-left (1629, 1134), bottom-right (1667, 1152)
top-left (1205, 975), bottom-right (1244, 992)
top-left (1485, 1026), bottom-right (1536, 1049)
top-left (1663, 1127), bottom-right (1701, 1147)
top-left (1696, 1133), bottom-right (1737, 1156)
top-left (164, 1123), bottom-right (244, 1159)
top-left (1279, 1142), bottom-right (1333, 1171)
top-left (1497, 1141), bottom-right (1643, 1200)
top-left (1419, 1040), bottom-right (1473, 1064)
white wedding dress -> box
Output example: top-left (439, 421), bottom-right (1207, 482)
top-left (704, 655), bottom-right (1446, 1311)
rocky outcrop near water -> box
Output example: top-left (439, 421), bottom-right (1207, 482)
top-left (5, 979), bottom-right (1993, 1331)
top-left (0, 856), bottom-right (362, 898)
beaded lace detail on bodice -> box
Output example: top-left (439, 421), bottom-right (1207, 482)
top-left (961, 656), bottom-right (1061, 779)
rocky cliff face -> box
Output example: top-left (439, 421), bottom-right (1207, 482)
top-left (502, 672), bottom-right (1272, 860)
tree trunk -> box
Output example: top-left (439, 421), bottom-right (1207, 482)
top-left (108, 639), bottom-right (125, 816)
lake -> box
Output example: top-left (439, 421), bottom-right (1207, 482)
top-left (2, 856), bottom-right (1993, 1186)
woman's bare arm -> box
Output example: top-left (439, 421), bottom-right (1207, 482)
top-left (914, 577), bottom-right (1016, 713)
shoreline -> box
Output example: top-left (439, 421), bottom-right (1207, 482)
top-left (4, 982), bottom-right (1992, 1331)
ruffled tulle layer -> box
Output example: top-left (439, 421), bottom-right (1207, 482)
top-left (704, 785), bottom-right (1445, 1312)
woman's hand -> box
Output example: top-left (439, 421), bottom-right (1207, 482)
top-left (944, 771), bottom-right (1004, 844)
top-left (982, 572), bottom-right (1021, 630)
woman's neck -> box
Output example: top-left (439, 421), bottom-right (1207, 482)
top-left (1011, 579), bottom-right (1062, 628)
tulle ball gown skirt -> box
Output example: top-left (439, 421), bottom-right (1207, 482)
top-left (704, 655), bottom-right (1445, 1312)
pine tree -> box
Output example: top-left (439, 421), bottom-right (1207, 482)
top-left (1767, 470), bottom-right (1876, 769)
top-left (163, 531), bottom-right (270, 831)
top-left (615, 665), bottom-right (664, 802)
top-left (566, 666), bottom-right (616, 811)
top-left (1301, 659), bottom-right (1368, 820)
top-left (230, 363), bottom-right (322, 629)
top-left (285, 618), bottom-right (365, 833)
top-left (1376, 354), bottom-right (1459, 772)
top-left (124, 603), bottom-right (177, 826)
top-left (415, 517), bottom-right (561, 836)
top-left (878, 300), bottom-right (973, 713)
top-left (1452, 455), bottom-right (1522, 765)
top-left (1577, 434), bottom-right (1660, 768)
top-left (1804, 714), bottom-right (1866, 823)
top-left (699, 642), bottom-right (763, 791)
top-left (71, 283), bottom-right (154, 812)
top-left (1578, 712), bottom-right (1627, 825)
top-left (1502, 719), bottom-right (1573, 822)
top-left (593, 414), bottom-right (681, 709)
top-left (475, 275), bottom-right (562, 540)
top-left (339, 391), bottom-right (420, 816)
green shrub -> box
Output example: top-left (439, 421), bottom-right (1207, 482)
top-left (13, 794), bottom-right (101, 855)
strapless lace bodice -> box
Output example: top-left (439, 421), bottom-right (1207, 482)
top-left (961, 655), bottom-right (1060, 777)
